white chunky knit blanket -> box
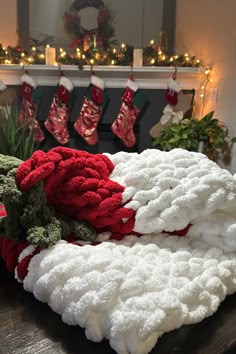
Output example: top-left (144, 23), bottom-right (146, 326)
top-left (17, 149), bottom-right (236, 354)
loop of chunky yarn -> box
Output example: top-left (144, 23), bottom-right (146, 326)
top-left (16, 147), bottom-right (136, 235)
top-left (0, 206), bottom-right (30, 276)
top-left (0, 152), bottom-right (98, 248)
top-left (0, 236), bottom-right (29, 273)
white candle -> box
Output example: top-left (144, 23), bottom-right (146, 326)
top-left (93, 35), bottom-right (97, 49)
top-left (45, 46), bottom-right (56, 65)
top-left (133, 48), bottom-right (143, 67)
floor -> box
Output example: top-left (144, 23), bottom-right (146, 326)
top-left (0, 258), bottom-right (236, 354)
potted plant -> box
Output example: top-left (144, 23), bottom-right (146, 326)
top-left (0, 105), bottom-right (47, 161)
top-left (152, 111), bottom-right (236, 163)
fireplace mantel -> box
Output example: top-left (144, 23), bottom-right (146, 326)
top-left (0, 64), bottom-right (205, 90)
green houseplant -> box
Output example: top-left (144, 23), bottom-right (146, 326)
top-left (152, 111), bottom-right (236, 163)
top-left (0, 105), bottom-right (47, 161)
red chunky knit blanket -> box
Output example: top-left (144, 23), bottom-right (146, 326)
top-left (0, 147), bottom-right (190, 283)
top-left (16, 147), bottom-right (136, 236)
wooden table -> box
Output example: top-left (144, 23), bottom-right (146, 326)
top-left (0, 258), bottom-right (236, 354)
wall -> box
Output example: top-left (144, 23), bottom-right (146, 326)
top-left (175, 0), bottom-right (236, 174)
top-left (0, 0), bottom-right (17, 46)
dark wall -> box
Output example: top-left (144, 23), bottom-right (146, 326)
top-left (32, 86), bottom-right (167, 154)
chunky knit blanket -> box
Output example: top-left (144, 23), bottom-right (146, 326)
top-left (0, 147), bottom-right (236, 354)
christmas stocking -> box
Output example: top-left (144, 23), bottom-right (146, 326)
top-left (74, 75), bottom-right (108, 145)
top-left (165, 76), bottom-right (182, 106)
top-left (111, 78), bottom-right (148, 148)
top-left (44, 76), bottom-right (74, 145)
top-left (18, 74), bottom-right (45, 143)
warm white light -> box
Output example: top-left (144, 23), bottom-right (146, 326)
top-left (200, 94), bottom-right (204, 98)
top-left (121, 43), bottom-right (125, 48)
top-left (205, 69), bottom-right (210, 75)
top-left (184, 53), bottom-right (189, 57)
top-left (40, 54), bottom-right (45, 59)
top-left (113, 48), bottom-right (116, 53)
top-left (46, 44), bottom-right (50, 48)
top-left (150, 39), bottom-right (154, 45)
top-left (201, 86), bottom-right (205, 89)
top-left (21, 53), bottom-right (25, 57)
top-left (170, 57), bottom-right (174, 62)
top-left (210, 78), bottom-right (213, 82)
top-left (111, 60), bottom-right (115, 65)
top-left (32, 47), bottom-right (36, 51)
top-left (158, 50), bottom-right (162, 55)
top-left (150, 59), bottom-right (155, 64)
top-left (90, 59), bottom-right (94, 65)
top-left (82, 54), bottom-right (86, 59)
top-left (196, 59), bottom-right (200, 63)
top-left (60, 48), bottom-right (63, 53)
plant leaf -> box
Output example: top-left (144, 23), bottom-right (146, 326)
top-left (202, 111), bottom-right (214, 122)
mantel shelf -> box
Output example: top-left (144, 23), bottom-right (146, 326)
top-left (0, 65), bottom-right (205, 90)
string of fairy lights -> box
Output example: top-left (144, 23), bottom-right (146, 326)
top-left (199, 68), bottom-right (214, 116)
top-left (0, 40), bottom-right (213, 105)
top-left (0, 40), bottom-right (205, 67)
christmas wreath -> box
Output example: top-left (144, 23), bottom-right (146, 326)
top-left (64, 0), bottom-right (116, 51)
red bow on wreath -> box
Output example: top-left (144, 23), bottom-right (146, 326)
top-left (70, 31), bottom-right (96, 50)
top-left (65, 14), bottom-right (76, 24)
top-left (97, 8), bottom-right (109, 24)
top-left (69, 38), bottom-right (81, 49)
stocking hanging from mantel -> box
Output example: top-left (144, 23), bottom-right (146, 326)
top-left (44, 75), bottom-right (74, 145)
top-left (18, 73), bottom-right (45, 143)
top-left (74, 74), bottom-right (108, 146)
top-left (111, 74), bottom-right (148, 148)
top-left (165, 75), bottom-right (182, 106)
